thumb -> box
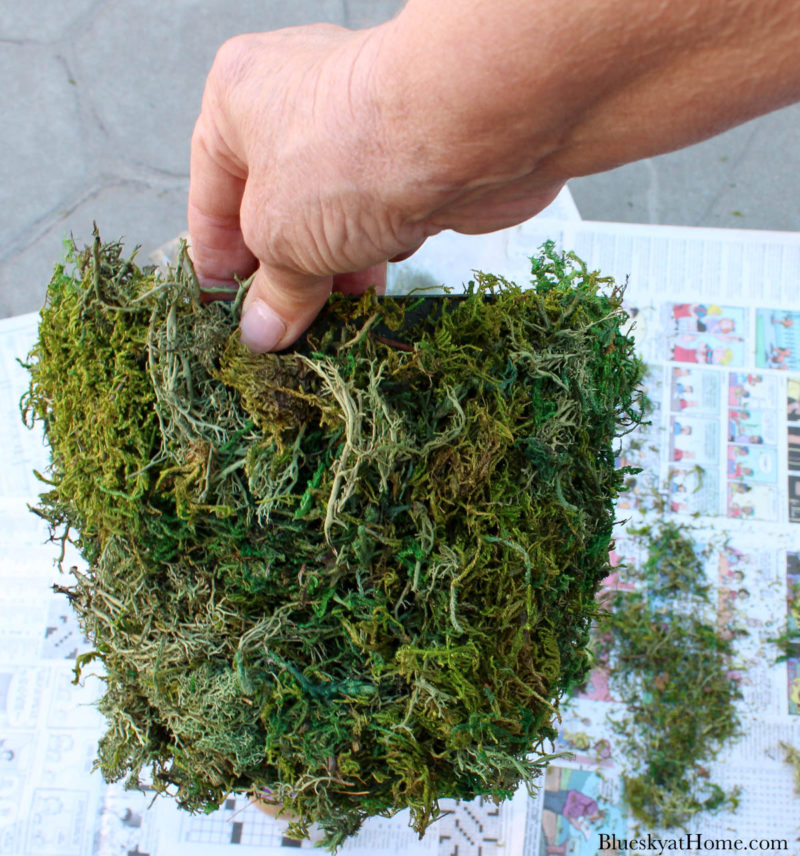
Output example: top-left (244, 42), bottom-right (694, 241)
top-left (239, 265), bottom-right (333, 353)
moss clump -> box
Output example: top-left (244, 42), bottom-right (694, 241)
top-left (22, 232), bottom-right (644, 847)
top-left (596, 519), bottom-right (742, 828)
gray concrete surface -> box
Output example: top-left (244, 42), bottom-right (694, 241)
top-left (570, 106), bottom-right (800, 232)
top-left (1, 1), bottom-right (799, 318)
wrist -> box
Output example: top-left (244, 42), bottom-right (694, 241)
top-left (367, 7), bottom-right (568, 230)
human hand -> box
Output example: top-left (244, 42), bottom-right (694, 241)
top-left (189, 0), bottom-right (800, 354)
top-left (188, 25), bottom-right (428, 352)
top-left (188, 19), bottom-right (566, 353)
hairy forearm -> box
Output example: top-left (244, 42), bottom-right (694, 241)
top-left (376, 0), bottom-right (800, 222)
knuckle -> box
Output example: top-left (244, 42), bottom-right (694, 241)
top-left (209, 34), bottom-right (255, 90)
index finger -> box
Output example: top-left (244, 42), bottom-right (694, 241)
top-left (188, 112), bottom-right (258, 294)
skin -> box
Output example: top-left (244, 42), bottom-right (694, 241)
top-left (188, 0), bottom-right (800, 352)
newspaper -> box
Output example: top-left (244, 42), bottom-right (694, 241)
top-left (2, 191), bottom-right (799, 855)
top-left (500, 221), bottom-right (800, 855)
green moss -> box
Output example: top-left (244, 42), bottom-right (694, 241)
top-left (595, 520), bottom-right (742, 828)
top-left (22, 231), bottom-right (644, 847)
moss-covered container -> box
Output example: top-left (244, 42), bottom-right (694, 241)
top-left (22, 233), bottom-right (644, 847)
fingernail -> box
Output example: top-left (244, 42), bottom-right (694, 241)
top-left (240, 299), bottom-right (287, 353)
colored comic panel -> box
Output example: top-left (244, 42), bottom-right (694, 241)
top-left (668, 465), bottom-right (721, 516)
top-left (669, 367), bottom-right (721, 414)
top-left (717, 582), bottom-right (752, 640)
top-left (669, 415), bottom-right (720, 464)
top-left (728, 406), bottom-right (778, 445)
top-left (727, 445), bottom-right (778, 484)
top-left (788, 378), bottom-right (800, 423)
top-left (786, 554), bottom-right (799, 639)
top-left (553, 730), bottom-right (615, 769)
top-left (728, 371), bottom-right (778, 409)
top-left (755, 309), bottom-right (800, 371)
top-left (780, 552), bottom-right (799, 714)
top-left (719, 549), bottom-right (747, 588)
top-left (789, 476), bottom-right (800, 523)
top-left (788, 657), bottom-right (800, 716)
top-left (539, 766), bottom-right (627, 856)
top-left (716, 546), bottom-right (763, 650)
top-left (789, 377), bottom-right (800, 469)
top-left (667, 303), bottom-right (748, 367)
top-left (726, 481), bottom-right (778, 521)
top-left (789, 426), bottom-right (800, 471)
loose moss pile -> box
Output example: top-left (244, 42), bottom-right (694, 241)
top-left (22, 233), bottom-right (644, 847)
top-left (596, 519), bottom-right (742, 828)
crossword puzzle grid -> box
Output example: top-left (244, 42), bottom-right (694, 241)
top-left (182, 798), bottom-right (300, 848)
top-left (179, 795), bottom-right (516, 854)
top-left (436, 798), bottom-right (507, 856)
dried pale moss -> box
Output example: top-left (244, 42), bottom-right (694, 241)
top-left (596, 519), bottom-right (742, 829)
top-left (22, 232), bottom-right (645, 847)
top-left (780, 742), bottom-right (800, 796)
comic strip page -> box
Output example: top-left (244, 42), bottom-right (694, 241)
top-left (532, 220), bottom-right (800, 854)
